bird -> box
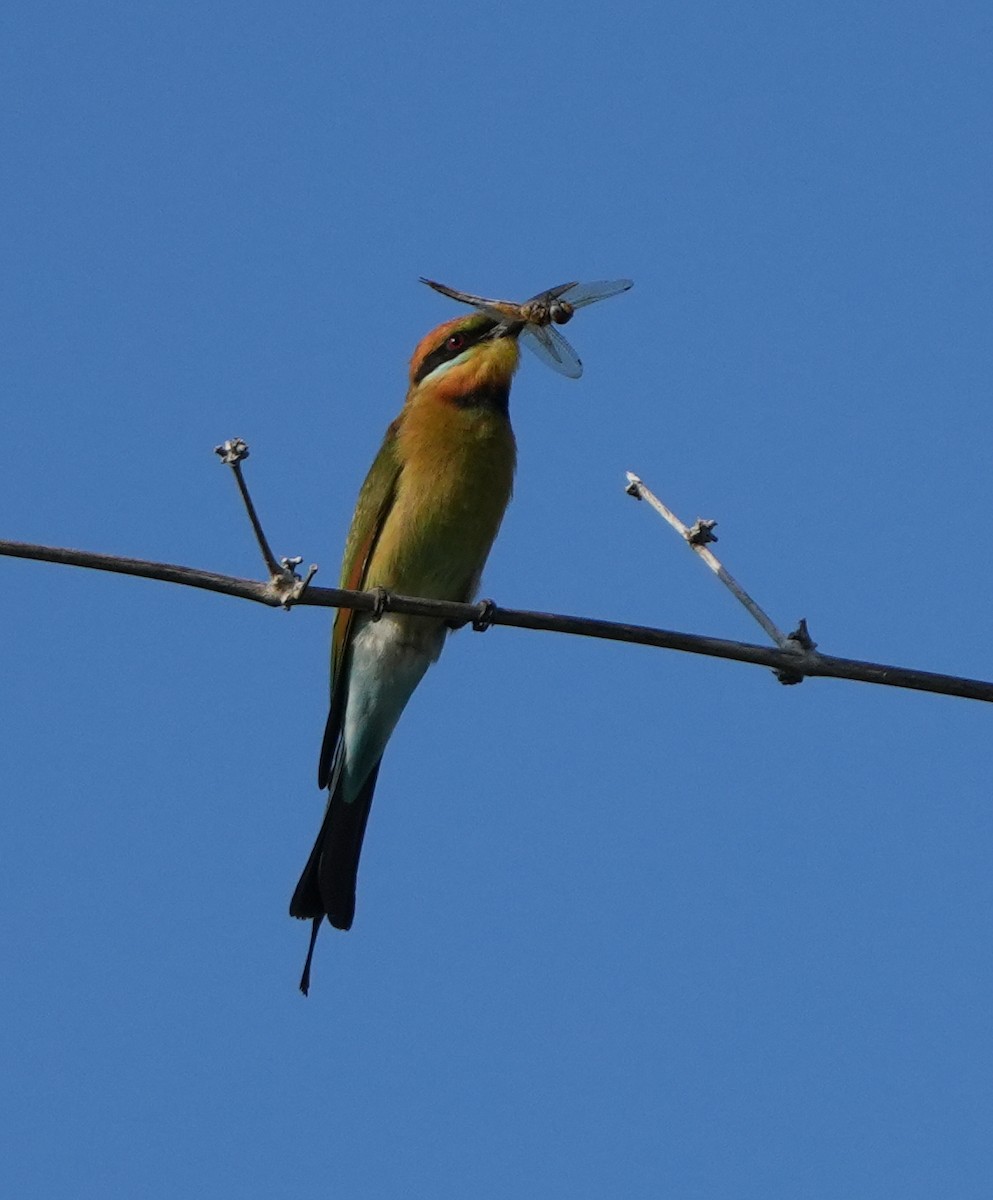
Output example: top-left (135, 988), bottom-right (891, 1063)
top-left (289, 307), bottom-right (522, 994)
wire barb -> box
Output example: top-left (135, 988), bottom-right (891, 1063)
top-left (775, 619), bottom-right (818, 685)
top-left (265, 557), bottom-right (321, 610)
top-left (625, 470), bottom-right (814, 680)
top-left (291, 563), bottom-right (320, 607)
top-left (216, 436), bottom-right (281, 576)
top-left (216, 437), bottom-right (319, 603)
top-left (787, 618), bottom-right (816, 652)
top-left (214, 437), bottom-right (250, 467)
top-left (685, 519), bottom-right (718, 546)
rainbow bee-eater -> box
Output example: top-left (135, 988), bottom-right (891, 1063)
top-left (289, 308), bottom-right (520, 993)
top-left (290, 277), bottom-right (631, 994)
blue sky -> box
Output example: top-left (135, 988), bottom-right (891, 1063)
top-left (2, 2), bottom-right (992, 1197)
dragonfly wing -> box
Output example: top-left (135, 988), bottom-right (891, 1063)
top-left (521, 281), bottom-right (580, 305)
top-left (419, 277), bottom-right (501, 307)
top-left (521, 323), bottom-right (583, 378)
top-left (558, 279), bottom-right (634, 309)
top-left (419, 277), bottom-right (518, 322)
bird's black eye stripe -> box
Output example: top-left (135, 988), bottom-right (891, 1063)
top-left (414, 318), bottom-right (499, 384)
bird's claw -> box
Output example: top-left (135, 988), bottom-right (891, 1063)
top-left (370, 586), bottom-right (391, 621)
top-left (472, 598), bottom-right (496, 632)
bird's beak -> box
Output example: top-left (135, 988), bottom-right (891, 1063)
top-left (490, 318), bottom-right (525, 342)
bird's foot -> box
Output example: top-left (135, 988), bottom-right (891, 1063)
top-left (471, 598), bottom-right (497, 632)
top-left (369, 586), bottom-right (392, 621)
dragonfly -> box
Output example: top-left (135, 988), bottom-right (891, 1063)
top-left (419, 276), bottom-right (633, 379)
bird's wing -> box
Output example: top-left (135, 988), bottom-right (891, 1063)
top-left (317, 419), bottom-right (403, 789)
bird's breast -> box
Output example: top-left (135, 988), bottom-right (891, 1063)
top-left (367, 400), bottom-right (516, 603)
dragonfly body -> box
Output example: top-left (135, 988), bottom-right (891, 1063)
top-left (421, 277), bottom-right (633, 378)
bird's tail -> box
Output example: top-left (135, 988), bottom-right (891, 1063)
top-left (289, 762), bottom-right (382, 994)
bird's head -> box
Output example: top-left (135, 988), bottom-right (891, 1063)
top-left (407, 312), bottom-right (520, 406)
